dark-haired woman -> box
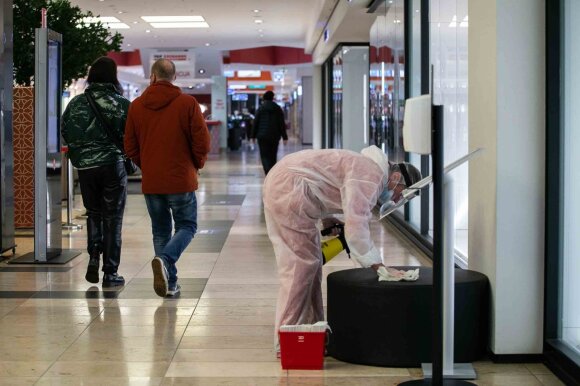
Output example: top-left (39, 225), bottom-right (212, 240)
top-left (61, 56), bottom-right (130, 286)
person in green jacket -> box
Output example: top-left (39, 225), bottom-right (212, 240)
top-left (61, 57), bottom-right (130, 287)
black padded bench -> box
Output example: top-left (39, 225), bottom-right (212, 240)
top-left (327, 266), bottom-right (489, 367)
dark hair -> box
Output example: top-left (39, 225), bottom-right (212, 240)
top-left (391, 162), bottom-right (422, 187)
top-left (87, 57), bottom-right (120, 90)
top-left (263, 91), bottom-right (275, 101)
top-left (151, 59), bottom-right (176, 81)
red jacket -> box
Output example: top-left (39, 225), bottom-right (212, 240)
top-left (124, 81), bottom-right (210, 194)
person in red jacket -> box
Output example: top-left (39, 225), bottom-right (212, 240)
top-left (124, 58), bottom-right (210, 297)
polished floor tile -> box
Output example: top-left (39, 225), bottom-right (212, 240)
top-left (0, 146), bottom-right (564, 385)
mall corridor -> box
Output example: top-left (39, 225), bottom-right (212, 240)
top-left (0, 144), bottom-right (562, 385)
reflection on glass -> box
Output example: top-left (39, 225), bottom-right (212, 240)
top-left (561, 0), bottom-right (580, 357)
top-left (332, 51), bottom-right (343, 149)
top-left (428, 0), bottom-right (469, 258)
top-left (369, 1), bottom-right (406, 163)
top-left (46, 38), bottom-right (62, 257)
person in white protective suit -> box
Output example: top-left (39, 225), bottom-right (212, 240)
top-left (263, 145), bottom-right (422, 353)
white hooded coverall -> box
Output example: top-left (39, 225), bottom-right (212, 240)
top-left (263, 147), bottom-right (388, 348)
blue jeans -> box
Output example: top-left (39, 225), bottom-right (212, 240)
top-left (144, 192), bottom-right (197, 285)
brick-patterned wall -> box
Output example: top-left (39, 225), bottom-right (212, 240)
top-left (13, 87), bottom-right (34, 228)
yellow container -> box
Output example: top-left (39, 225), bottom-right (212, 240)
top-left (321, 237), bottom-right (345, 264)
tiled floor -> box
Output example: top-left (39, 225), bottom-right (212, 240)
top-left (0, 143), bottom-right (564, 385)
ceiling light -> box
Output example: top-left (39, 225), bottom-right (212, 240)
top-left (204, 42), bottom-right (211, 46)
top-left (146, 29), bottom-right (151, 33)
top-left (254, 19), bottom-right (263, 24)
top-left (127, 43), bottom-right (131, 47)
top-left (83, 16), bottom-right (121, 23)
top-left (150, 22), bottom-right (209, 28)
top-left (253, 9), bottom-right (260, 13)
top-left (258, 29), bottom-right (263, 32)
top-left (133, 21), bottom-right (138, 24)
top-left (107, 23), bottom-right (130, 29)
top-left (118, 11), bottom-right (124, 14)
top-left (198, 69), bottom-right (206, 74)
top-left (141, 16), bottom-right (205, 22)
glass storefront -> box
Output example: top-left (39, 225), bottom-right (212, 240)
top-left (369, 1), bottom-right (406, 162)
top-left (560, 0), bottom-right (580, 360)
top-left (429, 0), bottom-right (469, 259)
top-left (546, 0), bottom-right (580, 381)
top-left (332, 51), bottom-right (343, 149)
top-left (323, 44), bottom-right (370, 152)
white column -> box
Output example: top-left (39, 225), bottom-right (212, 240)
top-left (468, 0), bottom-right (545, 354)
top-left (342, 46), bottom-right (369, 152)
top-left (312, 65), bottom-right (322, 150)
top-left (301, 76), bottom-right (313, 145)
top-left (211, 76), bottom-right (228, 150)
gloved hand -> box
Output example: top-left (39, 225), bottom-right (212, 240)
top-left (377, 266), bottom-right (420, 282)
top-left (321, 217), bottom-right (344, 236)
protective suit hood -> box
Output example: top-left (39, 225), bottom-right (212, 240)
top-left (361, 145), bottom-right (389, 176)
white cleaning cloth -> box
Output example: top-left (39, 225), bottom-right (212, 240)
top-left (377, 266), bottom-right (420, 282)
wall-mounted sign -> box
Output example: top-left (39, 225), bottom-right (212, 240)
top-left (237, 70), bottom-right (261, 78)
top-left (150, 50), bottom-right (195, 80)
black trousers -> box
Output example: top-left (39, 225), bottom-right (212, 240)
top-left (78, 162), bottom-right (127, 274)
top-left (258, 138), bottom-right (280, 175)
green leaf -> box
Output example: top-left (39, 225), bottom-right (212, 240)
top-left (14, 0), bottom-right (123, 87)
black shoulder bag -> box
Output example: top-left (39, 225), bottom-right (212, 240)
top-left (85, 92), bottom-right (138, 175)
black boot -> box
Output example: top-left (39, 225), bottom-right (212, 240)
top-left (103, 273), bottom-right (125, 287)
top-left (85, 254), bottom-right (100, 284)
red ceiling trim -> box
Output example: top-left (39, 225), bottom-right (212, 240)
top-left (107, 50), bottom-right (142, 66)
top-left (227, 46), bottom-right (311, 65)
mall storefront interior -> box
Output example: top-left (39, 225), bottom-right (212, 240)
top-left (0, 0), bottom-right (579, 384)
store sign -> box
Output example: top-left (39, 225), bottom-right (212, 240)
top-left (150, 50), bottom-right (196, 80)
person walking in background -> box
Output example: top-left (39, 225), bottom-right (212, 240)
top-left (61, 57), bottom-right (130, 287)
top-left (251, 91), bottom-right (288, 175)
top-left (124, 59), bottom-right (210, 297)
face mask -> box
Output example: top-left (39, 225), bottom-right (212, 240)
top-left (378, 188), bottom-right (394, 204)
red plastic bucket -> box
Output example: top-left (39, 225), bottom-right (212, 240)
top-left (279, 331), bottom-right (326, 370)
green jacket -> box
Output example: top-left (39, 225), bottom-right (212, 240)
top-left (61, 83), bottom-right (130, 169)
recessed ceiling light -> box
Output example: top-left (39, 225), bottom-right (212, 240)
top-left (254, 19), bottom-right (263, 24)
top-left (118, 11), bottom-right (124, 14)
top-left (82, 17), bottom-right (130, 29)
top-left (108, 23), bottom-right (130, 29)
top-left (253, 9), bottom-right (260, 13)
top-left (141, 16), bottom-right (205, 22)
top-left (150, 22), bottom-right (209, 28)
top-left (198, 69), bottom-right (206, 74)
top-left (146, 29), bottom-right (151, 33)
top-left (83, 16), bottom-right (121, 23)
top-left (127, 43), bottom-right (131, 47)
top-left (204, 42), bottom-right (211, 46)
top-left (133, 21), bottom-right (138, 24)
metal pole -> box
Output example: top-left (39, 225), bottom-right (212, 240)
top-left (62, 158), bottom-right (82, 230)
top-left (443, 175), bottom-right (455, 373)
